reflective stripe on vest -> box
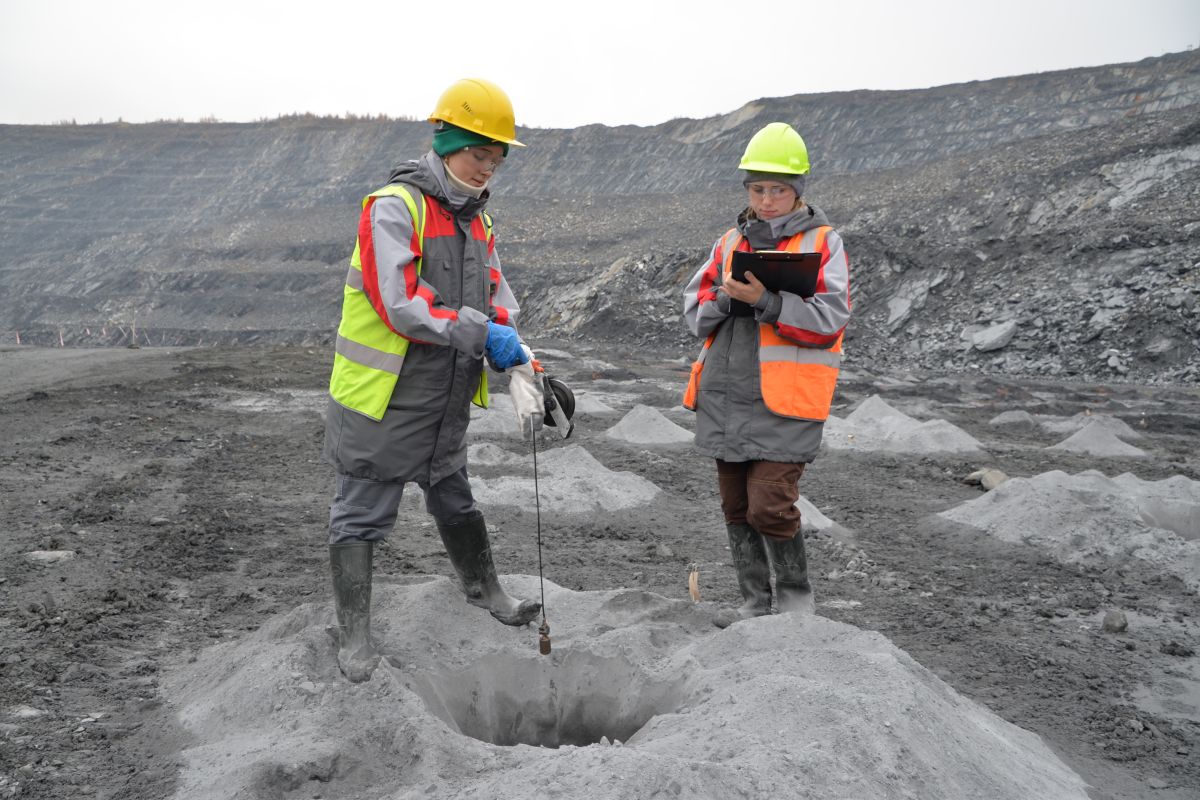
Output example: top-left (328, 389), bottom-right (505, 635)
top-left (682, 226), bottom-right (842, 421)
top-left (329, 184), bottom-right (491, 421)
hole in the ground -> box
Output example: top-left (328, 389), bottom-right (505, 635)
top-left (405, 650), bottom-right (690, 748)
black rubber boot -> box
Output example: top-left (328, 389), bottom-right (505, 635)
top-left (765, 532), bottom-right (815, 614)
top-left (438, 514), bottom-right (541, 626)
top-left (714, 523), bottom-right (773, 629)
top-left (329, 541), bottom-right (381, 682)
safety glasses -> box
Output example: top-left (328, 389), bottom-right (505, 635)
top-left (464, 147), bottom-right (505, 172)
top-left (747, 184), bottom-right (794, 199)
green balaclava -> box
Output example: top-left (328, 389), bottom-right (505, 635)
top-left (431, 122), bottom-right (510, 157)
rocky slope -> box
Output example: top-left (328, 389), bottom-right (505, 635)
top-left (0, 50), bottom-right (1197, 383)
top-left (515, 106), bottom-right (1200, 385)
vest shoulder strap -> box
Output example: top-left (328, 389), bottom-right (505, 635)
top-left (364, 183), bottom-right (426, 247)
top-left (783, 224), bottom-right (832, 252)
top-left (363, 183), bottom-right (494, 255)
top-left (718, 229), bottom-right (741, 275)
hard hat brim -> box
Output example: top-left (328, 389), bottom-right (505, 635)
top-left (427, 116), bottom-right (525, 147)
top-left (738, 159), bottom-right (807, 175)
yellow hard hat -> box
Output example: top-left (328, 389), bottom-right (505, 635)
top-left (738, 122), bottom-right (809, 175)
top-left (428, 78), bottom-right (525, 147)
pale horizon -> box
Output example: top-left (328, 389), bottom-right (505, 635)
top-left (2, 0), bottom-right (1197, 129)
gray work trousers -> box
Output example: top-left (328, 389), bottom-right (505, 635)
top-left (328, 466), bottom-right (477, 544)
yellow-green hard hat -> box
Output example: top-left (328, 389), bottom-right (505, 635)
top-left (738, 122), bottom-right (809, 175)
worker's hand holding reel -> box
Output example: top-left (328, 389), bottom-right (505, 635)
top-left (508, 349), bottom-right (574, 441)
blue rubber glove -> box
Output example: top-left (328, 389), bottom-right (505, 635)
top-left (485, 321), bottom-right (529, 369)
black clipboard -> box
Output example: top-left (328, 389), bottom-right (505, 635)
top-left (728, 250), bottom-right (822, 316)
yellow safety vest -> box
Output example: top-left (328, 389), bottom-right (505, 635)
top-left (329, 184), bottom-right (490, 421)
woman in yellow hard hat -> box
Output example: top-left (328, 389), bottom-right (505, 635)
top-left (682, 122), bottom-right (851, 627)
top-left (321, 78), bottom-right (545, 682)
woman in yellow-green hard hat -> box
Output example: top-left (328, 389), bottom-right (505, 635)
top-left (682, 122), bottom-right (851, 627)
top-left (322, 78), bottom-right (545, 683)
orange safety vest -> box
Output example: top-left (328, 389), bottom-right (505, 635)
top-left (683, 227), bottom-right (843, 421)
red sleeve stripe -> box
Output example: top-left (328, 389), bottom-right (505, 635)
top-left (696, 242), bottom-right (723, 304)
top-left (415, 285), bottom-right (459, 320)
top-left (402, 205), bottom-right (422, 300)
top-left (358, 198), bottom-right (404, 336)
top-left (776, 322), bottom-right (844, 346)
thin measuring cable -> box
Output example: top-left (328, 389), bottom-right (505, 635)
top-left (533, 426), bottom-right (546, 619)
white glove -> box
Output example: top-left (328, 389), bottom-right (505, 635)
top-left (507, 361), bottom-right (545, 441)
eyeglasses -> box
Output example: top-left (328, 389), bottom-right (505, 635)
top-left (747, 184), bottom-right (794, 199)
top-left (464, 147), bottom-right (505, 172)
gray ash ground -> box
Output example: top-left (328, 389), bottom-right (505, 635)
top-left (1, 343), bottom-right (1198, 799)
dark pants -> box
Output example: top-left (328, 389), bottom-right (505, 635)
top-left (716, 459), bottom-right (806, 540)
top-left (328, 466), bottom-right (478, 544)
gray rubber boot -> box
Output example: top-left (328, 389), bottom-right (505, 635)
top-left (714, 523), bottom-right (773, 629)
top-left (765, 532), bottom-right (815, 614)
top-left (329, 541), bottom-right (381, 682)
top-left (438, 514), bottom-right (541, 626)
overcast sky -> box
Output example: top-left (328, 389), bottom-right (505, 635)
top-left (1, 0), bottom-right (1197, 129)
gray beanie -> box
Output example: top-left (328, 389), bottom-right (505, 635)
top-left (743, 170), bottom-right (806, 198)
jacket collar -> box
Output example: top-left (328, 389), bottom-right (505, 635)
top-left (736, 204), bottom-right (830, 249)
top-left (385, 150), bottom-right (488, 218)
